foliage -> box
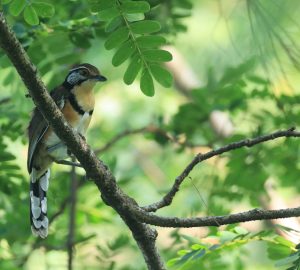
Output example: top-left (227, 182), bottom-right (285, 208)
top-left (1, 0), bottom-right (175, 96)
top-left (167, 226), bottom-right (296, 270)
top-left (92, 0), bottom-right (173, 96)
top-left (1, 0), bottom-right (300, 270)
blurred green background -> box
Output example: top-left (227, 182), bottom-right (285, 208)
top-left (1, 0), bottom-right (300, 269)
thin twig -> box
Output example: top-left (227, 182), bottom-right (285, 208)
top-left (95, 125), bottom-right (199, 155)
top-left (95, 127), bottom-right (148, 154)
top-left (143, 127), bottom-right (299, 212)
top-left (134, 205), bottom-right (300, 228)
top-left (67, 158), bottom-right (78, 270)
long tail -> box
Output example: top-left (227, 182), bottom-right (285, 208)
top-left (30, 168), bottom-right (50, 238)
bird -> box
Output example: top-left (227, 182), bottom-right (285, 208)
top-left (27, 63), bottom-right (107, 238)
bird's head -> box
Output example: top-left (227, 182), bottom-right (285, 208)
top-left (64, 63), bottom-right (107, 89)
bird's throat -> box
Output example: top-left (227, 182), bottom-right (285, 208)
top-left (72, 82), bottom-right (95, 112)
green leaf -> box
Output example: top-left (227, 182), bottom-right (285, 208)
top-left (98, 7), bottom-right (120, 21)
top-left (0, 152), bottom-right (15, 162)
top-left (98, 0), bottom-right (114, 9)
top-left (143, 49), bottom-right (172, 62)
top-left (130, 20), bottom-right (161, 34)
top-left (105, 27), bottom-right (129, 50)
top-left (23, 5), bottom-right (39, 25)
top-left (275, 253), bottom-right (300, 267)
top-left (140, 68), bottom-right (154, 96)
top-left (1, 0), bottom-right (12, 4)
top-left (267, 242), bottom-right (292, 260)
top-left (105, 16), bottom-right (122, 32)
top-left (136, 35), bottom-right (166, 48)
top-left (32, 2), bottom-right (55, 18)
top-left (69, 32), bottom-right (91, 49)
top-left (88, 0), bottom-right (114, 12)
top-left (124, 54), bottom-right (142, 85)
top-left (125, 13), bottom-right (144, 22)
top-left (121, 1), bottom-right (150, 14)
top-left (112, 40), bottom-right (136, 67)
top-left (150, 64), bottom-right (173, 87)
top-left (87, 0), bottom-right (101, 13)
top-left (9, 0), bottom-right (26, 16)
top-left (0, 163), bottom-right (19, 170)
top-left (234, 226), bottom-right (248, 235)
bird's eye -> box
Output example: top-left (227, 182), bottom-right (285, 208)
top-left (79, 69), bottom-right (89, 76)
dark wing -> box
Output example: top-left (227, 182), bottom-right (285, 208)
top-left (27, 86), bottom-right (69, 172)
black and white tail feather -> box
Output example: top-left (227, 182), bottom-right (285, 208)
top-left (30, 168), bottom-right (50, 238)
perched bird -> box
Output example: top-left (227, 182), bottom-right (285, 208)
top-left (27, 63), bottom-right (107, 238)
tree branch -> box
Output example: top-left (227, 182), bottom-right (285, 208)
top-left (0, 12), bottom-right (165, 270)
top-left (143, 127), bottom-right (300, 212)
top-left (134, 206), bottom-right (300, 228)
top-left (95, 124), bottom-right (199, 155)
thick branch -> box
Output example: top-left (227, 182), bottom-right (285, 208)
top-left (134, 206), bottom-right (300, 228)
top-left (0, 12), bottom-right (165, 270)
top-left (143, 127), bottom-right (300, 212)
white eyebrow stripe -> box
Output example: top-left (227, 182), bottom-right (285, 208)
top-left (69, 66), bottom-right (90, 73)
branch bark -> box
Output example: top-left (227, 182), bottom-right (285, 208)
top-left (134, 206), bottom-right (300, 228)
top-left (143, 127), bottom-right (300, 212)
top-left (0, 12), bottom-right (165, 270)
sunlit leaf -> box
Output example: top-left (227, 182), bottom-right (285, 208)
top-left (140, 68), bottom-right (154, 96)
top-left (32, 2), bottom-right (55, 18)
top-left (125, 13), bottom-right (145, 22)
top-left (112, 40), bottom-right (136, 66)
top-left (150, 64), bottom-right (173, 87)
top-left (98, 7), bottom-right (120, 21)
top-left (130, 20), bottom-right (161, 34)
top-left (143, 49), bottom-right (172, 62)
top-left (121, 1), bottom-right (150, 14)
top-left (105, 16), bottom-right (122, 32)
top-left (136, 35), bottom-right (166, 48)
top-left (9, 0), bottom-right (26, 16)
top-left (105, 27), bottom-right (129, 50)
top-left (123, 54), bottom-right (142, 85)
top-left (23, 5), bottom-right (39, 25)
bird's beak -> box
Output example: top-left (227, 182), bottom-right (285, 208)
top-left (92, 75), bottom-right (107, 82)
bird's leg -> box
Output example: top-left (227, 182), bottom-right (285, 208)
top-left (55, 160), bottom-right (83, 168)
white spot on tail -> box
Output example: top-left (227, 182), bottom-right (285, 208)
top-left (41, 216), bottom-right (49, 228)
top-left (32, 206), bottom-right (41, 219)
top-left (32, 218), bottom-right (42, 229)
top-left (40, 170), bottom-right (50, 191)
top-left (31, 226), bottom-right (48, 239)
top-left (41, 198), bottom-right (47, 213)
top-left (30, 193), bottom-right (40, 208)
